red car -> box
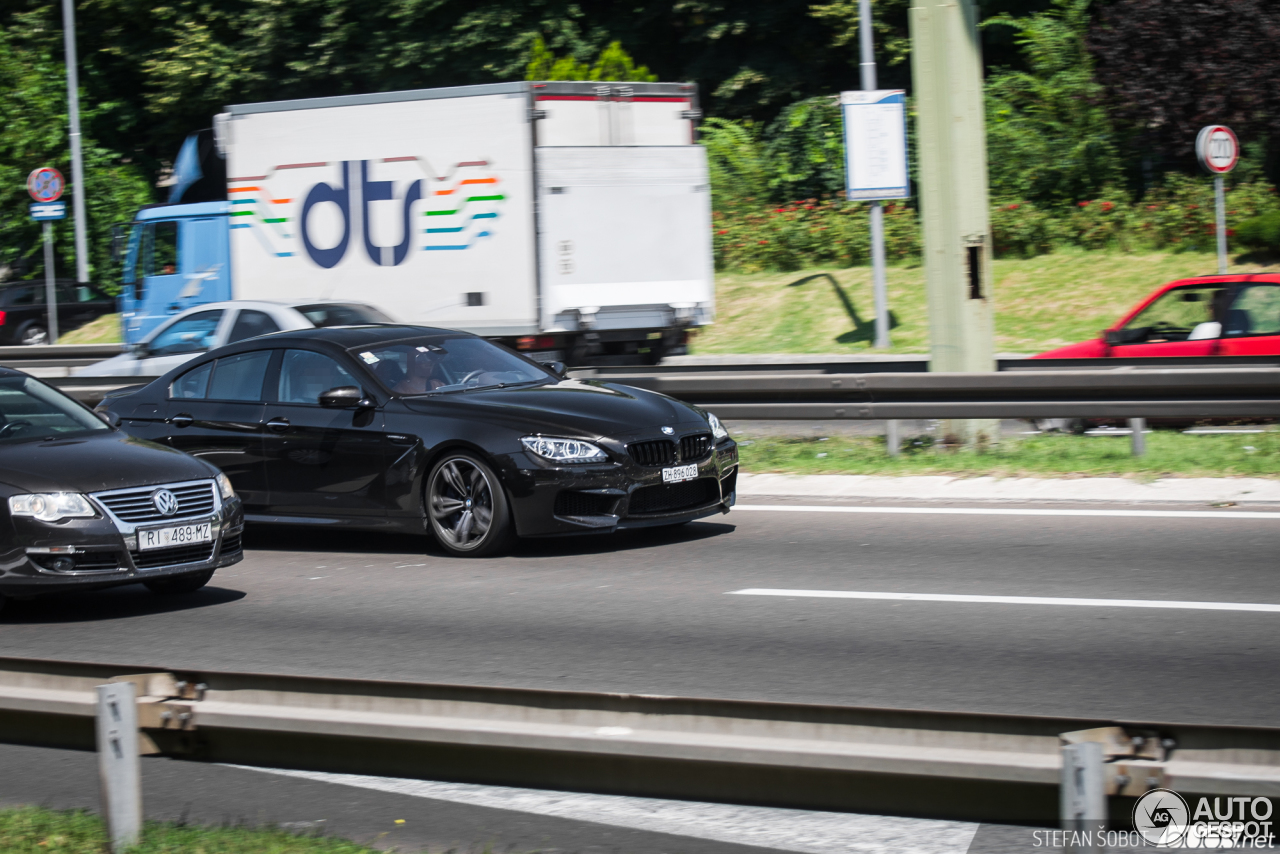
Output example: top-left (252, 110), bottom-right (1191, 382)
top-left (1034, 274), bottom-right (1280, 359)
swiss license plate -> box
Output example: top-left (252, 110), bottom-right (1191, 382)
top-left (662, 464), bottom-right (698, 484)
top-left (138, 522), bottom-right (212, 551)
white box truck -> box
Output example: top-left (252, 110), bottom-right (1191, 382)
top-left (117, 81), bottom-right (713, 364)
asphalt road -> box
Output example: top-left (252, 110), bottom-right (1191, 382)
top-left (2, 500), bottom-right (1279, 725)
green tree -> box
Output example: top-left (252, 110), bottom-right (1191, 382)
top-left (0, 12), bottom-right (152, 287)
top-left (525, 37), bottom-right (657, 81)
top-left (983, 0), bottom-right (1121, 205)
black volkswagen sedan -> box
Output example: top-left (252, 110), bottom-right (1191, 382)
top-left (99, 326), bottom-right (738, 556)
top-left (0, 368), bottom-right (243, 608)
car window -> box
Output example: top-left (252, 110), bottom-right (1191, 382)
top-left (356, 335), bottom-right (550, 395)
top-left (148, 310), bottom-right (223, 357)
top-left (1120, 285), bottom-right (1229, 343)
top-left (4, 287), bottom-right (38, 307)
top-left (1225, 284), bottom-right (1280, 337)
top-left (171, 361), bottom-right (213, 399)
top-left (143, 220), bottom-right (180, 277)
top-left (227, 309), bottom-right (282, 343)
top-left (207, 351), bottom-right (272, 401)
top-left (0, 375), bottom-right (108, 444)
top-left (278, 350), bottom-right (361, 404)
top-left (295, 304), bottom-right (391, 328)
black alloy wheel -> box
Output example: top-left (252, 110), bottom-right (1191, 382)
top-left (18, 323), bottom-right (48, 346)
top-left (144, 569), bottom-right (215, 594)
top-left (426, 452), bottom-right (512, 557)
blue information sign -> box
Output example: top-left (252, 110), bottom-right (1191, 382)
top-left (30, 201), bottom-right (67, 221)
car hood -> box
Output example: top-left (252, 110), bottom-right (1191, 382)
top-left (0, 431), bottom-right (214, 494)
top-left (400, 379), bottom-right (709, 437)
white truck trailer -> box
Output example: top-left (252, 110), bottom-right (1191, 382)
top-left (118, 81), bottom-right (714, 364)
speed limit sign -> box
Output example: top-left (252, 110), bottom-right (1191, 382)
top-left (1196, 125), bottom-right (1239, 174)
top-left (26, 167), bottom-right (65, 202)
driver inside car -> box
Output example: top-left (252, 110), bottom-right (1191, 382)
top-left (393, 349), bottom-right (447, 395)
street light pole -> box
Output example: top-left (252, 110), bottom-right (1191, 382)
top-left (859, 0), bottom-right (891, 350)
top-left (62, 0), bottom-right (90, 285)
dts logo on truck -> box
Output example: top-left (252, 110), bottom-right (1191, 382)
top-left (228, 158), bottom-right (504, 267)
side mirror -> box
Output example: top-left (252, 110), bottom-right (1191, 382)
top-left (319, 386), bottom-right (373, 408)
top-left (95, 408), bottom-right (121, 428)
top-left (1104, 328), bottom-right (1146, 346)
top-left (546, 360), bottom-right (568, 378)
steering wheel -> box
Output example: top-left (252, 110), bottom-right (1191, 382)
top-left (459, 369), bottom-right (486, 385)
top-left (0, 420), bottom-right (33, 438)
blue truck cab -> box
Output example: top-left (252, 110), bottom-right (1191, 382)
top-left (119, 202), bottom-right (233, 344)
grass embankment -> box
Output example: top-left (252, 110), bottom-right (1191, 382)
top-left (693, 248), bottom-right (1278, 355)
top-left (59, 313), bottom-right (123, 345)
top-left (0, 806), bottom-right (377, 854)
top-left (736, 430), bottom-right (1280, 479)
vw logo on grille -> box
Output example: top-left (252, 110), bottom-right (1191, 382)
top-left (151, 489), bottom-right (179, 517)
top-left (661, 426), bottom-right (674, 435)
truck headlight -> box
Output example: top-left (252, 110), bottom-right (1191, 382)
top-left (521, 436), bottom-right (608, 464)
top-left (8, 493), bottom-right (96, 522)
top-left (215, 473), bottom-right (236, 500)
top-left (706, 412), bottom-right (729, 442)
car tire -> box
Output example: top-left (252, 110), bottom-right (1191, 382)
top-left (426, 452), bottom-right (513, 557)
top-left (144, 569), bottom-right (215, 595)
top-left (18, 323), bottom-right (48, 346)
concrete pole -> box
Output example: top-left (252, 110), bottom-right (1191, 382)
top-left (62, 0), bottom-right (90, 285)
top-left (860, 0), bottom-right (891, 349)
top-left (909, 0), bottom-right (997, 445)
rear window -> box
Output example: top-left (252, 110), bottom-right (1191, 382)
top-left (169, 350), bottom-right (272, 401)
top-left (295, 304), bottom-right (390, 328)
top-left (2, 287), bottom-right (38, 307)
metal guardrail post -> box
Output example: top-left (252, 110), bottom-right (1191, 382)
top-left (885, 420), bottom-right (901, 456)
top-left (1129, 418), bottom-right (1147, 456)
top-left (1061, 741), bottom-right (1105, 853)
top-left (95, 682), bottom-right (141, 851)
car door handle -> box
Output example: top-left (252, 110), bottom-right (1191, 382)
top-left (267, 417), bottom-right (291, 433)
top-left (170, 413), bottom-right (194, 428)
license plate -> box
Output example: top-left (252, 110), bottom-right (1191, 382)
top-left (138, 523), bottom-right (212, 551)
top-left (662, 464), bottom-right (698, 484)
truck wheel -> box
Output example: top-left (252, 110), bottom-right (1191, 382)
top-left (18, 323), bottom-right (48, 346)
top-left (144, 569), bottom-right (215, 594)
top-left (426, 452), bottom-right (513, 557)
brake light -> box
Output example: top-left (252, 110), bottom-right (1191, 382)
top-left (0, 311), bottom-right (6, 327)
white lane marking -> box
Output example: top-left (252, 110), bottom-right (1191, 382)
top-left (735, 504), bottom-right (1280, 520)
top-left (233, 766), bottom-right (978, 854)
top-left (730, 589), bottom-right (1280, 613)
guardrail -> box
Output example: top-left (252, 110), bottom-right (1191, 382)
top-left (1, 654), bottom-right (1278, 825)
top-left (576, 368), bottom-right (1280, 421)
top-left (0, 344), bottom-right (123, 374)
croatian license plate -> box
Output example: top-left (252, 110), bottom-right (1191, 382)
top-left (662, 464), bottom-right (698, 484)
top-left (138, 523), bottom-right (212, 551)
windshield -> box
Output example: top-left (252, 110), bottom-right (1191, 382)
top-left (0, 375), bottom-right (109, 444)
top-left (353, 335), bottom-right (552, 395)
top-left (297, 304), bottom-right (391, 328)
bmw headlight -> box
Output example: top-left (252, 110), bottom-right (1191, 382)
top-left (215, 473), bottom-right (236, 500)
top-left (8, 493), bottom-right (96, 522)
top-left (521, 436), bottom-right (608, 464)
top-left (706, 412), bottom-right (729, 442)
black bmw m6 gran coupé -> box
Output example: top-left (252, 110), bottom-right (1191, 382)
top-left (99, 326), bottom-right (738, 556)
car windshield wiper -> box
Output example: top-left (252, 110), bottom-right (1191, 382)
top-left (462, 379), bottom-right (548, 392)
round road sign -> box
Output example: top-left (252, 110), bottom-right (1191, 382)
top-left (27, 167), bottom-right (65, 203)
top-left (1196, 125), bottom-right (1239, 174)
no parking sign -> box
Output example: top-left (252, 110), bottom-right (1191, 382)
top-left (27, 167), bottom-right (65, 203)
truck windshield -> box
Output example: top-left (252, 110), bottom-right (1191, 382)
top-left (353, 336), bottom-right (552, 395)
top-left (0, 375), bottom-right (109, 444)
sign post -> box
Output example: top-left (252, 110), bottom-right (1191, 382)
top-left (840, 88), bottom-right (909, 350)
top-left (28, 167), bottom-right (66, 345)
top-left (1195, 125), bottom-right (1239, 275)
